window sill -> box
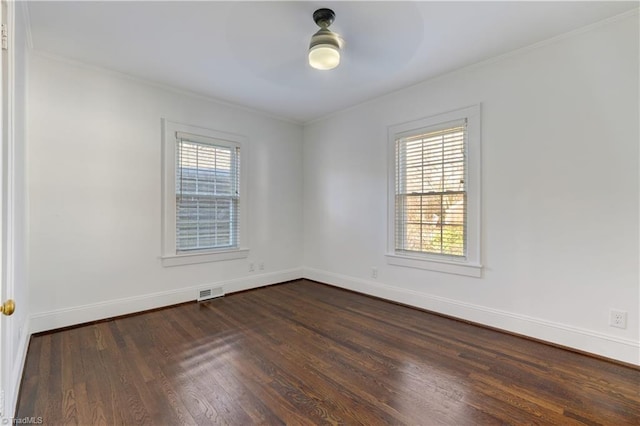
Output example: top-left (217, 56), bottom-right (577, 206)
top-left (385, 253), bottom-right (482, 278)
top-left (161, 248), bottom-right (249, 267)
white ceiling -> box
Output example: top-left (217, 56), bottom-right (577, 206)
top-left (25, 1), bottom-right (638, 123)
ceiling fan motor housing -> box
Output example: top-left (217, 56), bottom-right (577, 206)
top-left (309, 8), bottom-right (341, 51)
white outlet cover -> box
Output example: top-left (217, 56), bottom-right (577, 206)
top-left (610, 310), bottom-right (627, 329)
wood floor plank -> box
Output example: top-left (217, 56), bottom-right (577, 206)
top-left (16, 280), bottom-right (640, 425)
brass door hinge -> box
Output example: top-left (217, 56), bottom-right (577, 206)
top-left (2, 24), bottom-right (9, 50)
top-left (1, 24), bottom-right (7, 50)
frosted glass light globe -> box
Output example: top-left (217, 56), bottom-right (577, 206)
top-left (308, 44), bottom-right (340, 70)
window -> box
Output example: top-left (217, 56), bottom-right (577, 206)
top-left (162, 120), bottom-right (248, 267)
top-left (176, 135), bottom-right (239, 252)
top-left (387, 105), bottom-right (481, 277)
top-left (395, 123), bottom-right (466, 256)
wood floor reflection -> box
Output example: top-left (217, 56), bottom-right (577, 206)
top-left (16, 280), bottom-right (640, 425)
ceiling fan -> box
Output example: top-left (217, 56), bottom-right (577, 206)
top-left (308, 8), bottom-right (343, 70)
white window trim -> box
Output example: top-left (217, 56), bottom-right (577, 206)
top-left (161, 119), bottom-right (249, 267)
top-left (386, 105), bottom-right (482, 277)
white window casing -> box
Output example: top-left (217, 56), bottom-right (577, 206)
top-left (386, 105), bottom-right (482, 277)
top-left (161, 119), bottom-right (249, 267)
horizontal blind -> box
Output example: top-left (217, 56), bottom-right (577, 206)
top-left (176, 135), bottom-right (240, 253)
top-left (395, 120), bottom-right (467, 257)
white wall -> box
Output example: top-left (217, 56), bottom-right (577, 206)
top-left (303, 13), bottom-right (639, 364)
top-left (27, 53), bottom-right (303, 331)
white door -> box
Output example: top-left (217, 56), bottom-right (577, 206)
top-left (0, 2), bottom-right (5, 415)
top-left (0, 0), bottom-right (16, 419)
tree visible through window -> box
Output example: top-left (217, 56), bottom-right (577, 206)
top-left (395, 122), bottom-right (466, 257)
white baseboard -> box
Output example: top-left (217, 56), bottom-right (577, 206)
top-left (29, 268), bottom-right (303, 334)
top-left (8, 316), bottom-right (30, 418)
top-left (303, 267), bottom-right (640, 366)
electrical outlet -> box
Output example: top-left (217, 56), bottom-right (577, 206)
top-left (259, 262), bottom-right (265, 271)
top-left (248, 262), bottom-right (255, 272)
top-left (371, 267), bottom-right (378, 279)
top-left (610, 309), bottom-right (627, 329)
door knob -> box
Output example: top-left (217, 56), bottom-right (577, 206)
top-left (0, 299), bottom-right (15, 316)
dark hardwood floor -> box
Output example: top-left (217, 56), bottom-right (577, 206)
top-left (16, 280), bottom-right (640, 425)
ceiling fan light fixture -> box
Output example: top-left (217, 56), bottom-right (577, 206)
top-left (308, 8), bottom-right (342, 70)
top-left (308, 31), bottom-right (341, 70)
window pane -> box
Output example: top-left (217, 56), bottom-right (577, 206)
top-left (176, 138), bottom-right (239, 252)
top-left (395, 124), bottom-right (467, 257)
